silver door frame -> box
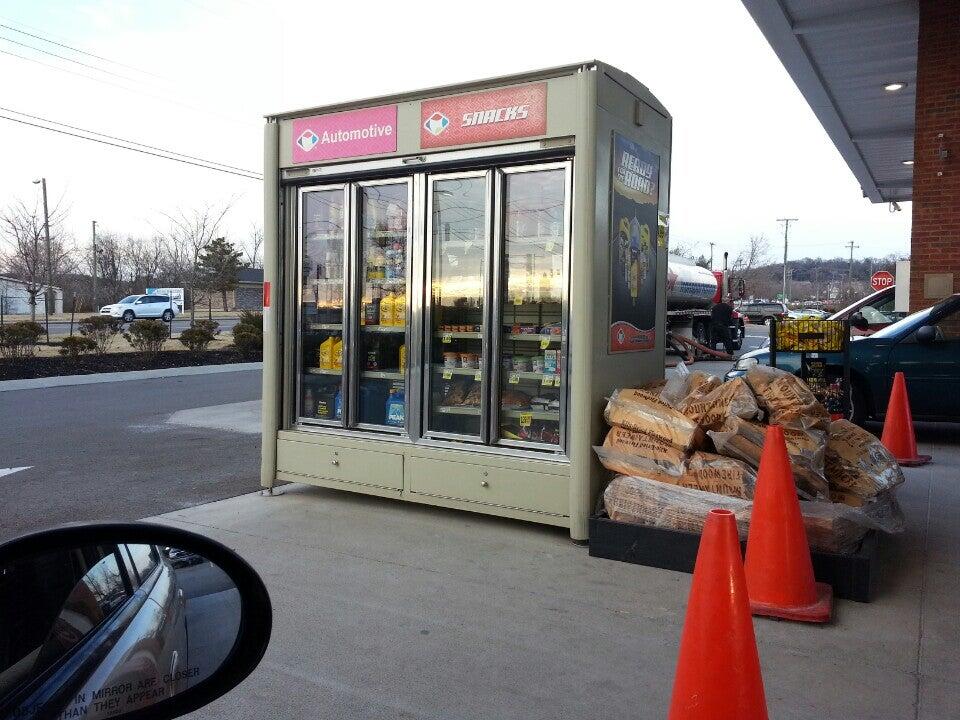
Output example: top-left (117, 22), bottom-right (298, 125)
top-left (422, 169), bottom-right (494, 444)
top-left (489, 160), bottom-right (573, 452)
top-left (349, 177), bottom-right (414, 435)
top-left (295, 183), bottom-right (350, 429)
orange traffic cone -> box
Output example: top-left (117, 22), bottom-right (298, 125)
top-left (881, 371), bottom-right (931, 466)
top-left (744, 425), bottom-right (832, 623)
top-left (668, 508), bottom-right (768, 720)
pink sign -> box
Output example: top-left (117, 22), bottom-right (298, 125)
top-left (421, 83), bottom-right (548, 149)
top-left (292, 105), bottom-right (397, 163)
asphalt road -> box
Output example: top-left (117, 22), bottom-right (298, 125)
top-left (0, 369), bottom-right (261, 543)
top-left (41, 317), bottom-right (241, 336)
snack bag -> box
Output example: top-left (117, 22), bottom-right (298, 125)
top-left (708, 416), bottom-right (829, 500)
top-left (678, 377), bottom-right (759, 431)
top-left (745, 364), bottom-right (832, 431)
top-left (318, 337), bottom-right (334, 370)
top-left (825, 419), bottom-right (905, 501)
top-left (604, 389), bottom-right (703, 451)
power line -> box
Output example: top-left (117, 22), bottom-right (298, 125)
top-left (0, 105), bottom-right (261, 175)
top-left (0, 20), bottom-right (166, 79)
top-left (0, 113), bottom-right (262, 180)
top-left (0, 34), bottom-right (142, 83)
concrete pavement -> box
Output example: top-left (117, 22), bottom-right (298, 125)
top-left (151, 425), bottom-right (959, 720)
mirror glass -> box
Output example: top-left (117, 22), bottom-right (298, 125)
top-left (0, 543), bottom-right (241, 719)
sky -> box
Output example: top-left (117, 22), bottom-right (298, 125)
top-left (0, 0), bottom-right (912, 266)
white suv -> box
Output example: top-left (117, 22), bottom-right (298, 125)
top-left (100, 294), bottom-right (180, 323)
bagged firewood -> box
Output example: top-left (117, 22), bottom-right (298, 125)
top-left (601, 426), bottom-right (688, 467)
top-left (604, 389), bottom-right (704, 451)
top-left (681, 451), bottom-right (757, 499)
top-left (745, 364), bottom-right (832, 432)
top-left (659, 368), bottom-right (722, 407)
top-left (825, 419), bottom-right (905, 501)
top-left (677, 377), bottom-right (760, 431)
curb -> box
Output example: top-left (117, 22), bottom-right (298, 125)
top-left (0, 362), bottom-right (262, 392)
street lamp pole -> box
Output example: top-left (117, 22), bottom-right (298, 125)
top-left (92, 220), bottom-right (98, 311)
top-left (33, 178), bottom-right (52, 341)
top-left (777, 217), bottom-right (798, 302)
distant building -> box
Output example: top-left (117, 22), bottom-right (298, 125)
top-left (0, 275), bottom-right (64, 315)
top-left (191, 268), bottom-right (263, 311)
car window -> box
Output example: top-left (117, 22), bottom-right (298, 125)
top-left (125, 544), bottom-right (160, 584)
top-left (119, 296), bottom-right (137, 304)
top-left (859, 304), bottom-right (893, 324)
top-left (930, 305), bottom-right (960, 340)
top-left (870, 298), bottom-right (960, 339)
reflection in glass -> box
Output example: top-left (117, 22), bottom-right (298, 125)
top-left (499, 169), bottom-right (566, 446)
top-left (300, 189), bottom-right (346, 423)
top-left (357, 183), bottom-right (408, 428)
top-left (427, 176), bottom-right (488, 438)
top-left (0, 544), bottom-right (241, 720)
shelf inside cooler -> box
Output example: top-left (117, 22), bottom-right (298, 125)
top-left (306, 367), bottom-right (342, 376)
top-left (435, 331), bottom-right (483, 340)
top-left (361, 370), bottom-right (404, 380)
top-left (437, 405), bottom-right (481, 416)
top-left (434, 366), bottom-right (482, 377)
top-left (367, 230), bottom-right (406, 239)
top-left (360, 324), bottom-right (406, 333)
top-left (363, 277), bottom-right (405, 286)
top-left (308, 323), bottom-right (343, 331)
top-left (504, 333), bottom-right (561, 344)
top-left (502, 409), bottom-right (560, 421)
top-left (504, 371), bottom-right (562, 384)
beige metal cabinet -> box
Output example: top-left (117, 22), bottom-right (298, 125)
top-left (261, 62), bottom-right (672, 540)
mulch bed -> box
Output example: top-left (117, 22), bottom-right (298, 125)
top-left (0, 350), bottom-right (263, 381)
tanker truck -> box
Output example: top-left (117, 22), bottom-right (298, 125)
top-left (666, 254), bottom-right (745, 356)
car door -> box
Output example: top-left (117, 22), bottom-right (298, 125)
top-left (885, 298), bottom-right (960, 419)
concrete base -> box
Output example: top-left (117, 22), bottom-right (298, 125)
top-left (148, 422), bottom-right (960, 719)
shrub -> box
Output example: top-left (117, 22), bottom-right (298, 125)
top-left (236, 310), bottom-right (262, 332)
top-left (124, 319), bottom-right (168, 356)
top-left (78, 315), bottom-right (122, 355)
top-left (179, 326), bottom-right (216, 353)
top-left (191, 319), bottom-right (220, 336)
top-left (232, 326), bottom-right (262, 358)
top-left (59, 335), bottom-right (97, 358)
top-left (0, 321), bottom-right (44, 359)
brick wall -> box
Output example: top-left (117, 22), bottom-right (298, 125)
top-left (911, 0), bottom-right (960, 310)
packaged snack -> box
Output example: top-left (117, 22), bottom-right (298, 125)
top-left (531, 356), bottom-right (545, 373)
top-left (393, 293), bottom-right (406, 326)
top-left (825, 419), bottom-right (905, 500)
top-left (385, 385), bottom-right (405, 427)
top-left (332, 338), bottom-right (343, 370)
top-left (399, 344), bottom-right (406, 370)
top-left (745, 364), bottom-right (832, 432)
top-left (678, 377), bottom-right (759, 431)
top-left (603, 389), bottom-right (703, 451)
top-left (318, 337), bottom-right (335, 370)
top-left (543, 350), bottom-right (558, 374)
top-left (443, 352), bottom-right (460, 368)
top-left (379, 293), bottom-right (395, 326)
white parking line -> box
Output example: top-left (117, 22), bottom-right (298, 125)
top-left (0, 467), bottom-right (31, 478)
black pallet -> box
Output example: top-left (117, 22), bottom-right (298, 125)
top-left (588, 514), bottom-right (880, 603)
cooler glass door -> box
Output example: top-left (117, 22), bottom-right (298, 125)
top-left (492, 163), bottom-right (571, 449)
top-left (351, 179), bottom-right (412, 432)
top-left (297, 185), bottom-right (348, 426)
top-left (423, 171), bottom-right (493, 441)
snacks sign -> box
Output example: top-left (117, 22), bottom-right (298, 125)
top-left (292, 105), bottom-right (397, 163)
top-left (420, 83), bottom-right (547, 149)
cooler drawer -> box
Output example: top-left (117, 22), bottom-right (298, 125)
top-left (407, 456), bottom-right (568, 516)
top-left (277, 439), bottom-right (404, 490)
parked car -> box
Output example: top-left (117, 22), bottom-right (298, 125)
top-left (787, 308), bottom-right (830, 320)
top-left (736, 301), bottom-right (788, 325)
top-left (100, 294), bottom-right (180, 323)
top-left (827, 286), bottom-right (906, 334)
top-left (726, 294), bottom-right (960, 424)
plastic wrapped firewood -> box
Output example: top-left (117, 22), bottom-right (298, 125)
top-left (744, 364), bottom-right (832, 432)
top-left (677, 377), bottom-right (760, 431)
top-left (825, 419), bottom-right (905, 503)
top-left (604, 389), bottom-right (704, 451)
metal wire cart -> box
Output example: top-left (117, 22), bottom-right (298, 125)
top-left (769, 318), bottom-right (851, 418)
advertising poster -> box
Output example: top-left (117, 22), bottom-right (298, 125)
top-left (609, 133), bottom-right (660, 352)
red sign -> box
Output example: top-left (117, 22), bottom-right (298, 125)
top-left (871, 271), bottom-right (895, 292)
top-left (420, 83), bottom-right (547, 149)
top-left (263, 281), bottom-right (271, 309)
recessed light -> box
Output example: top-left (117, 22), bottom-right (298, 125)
top-left (884, 82), bottom-right (906, 92)
top-left (902, 160), bottom-right (914, 166)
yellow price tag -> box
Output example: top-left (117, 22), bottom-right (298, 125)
top-left (539, 337), bottom-right (550, 350)
top-left (554, 376), bottom-right (562, 387)
top-left (542, 375), bottom-right (553, 386)
top-left (442, 370), bottom-right (453, 380)
top-left (441, 332), bottom-right (452, 344)
top-left (514, 295), bottom-right (523, 306)
top-left (474, 371), bottom-right (482, 381)
top-left (508, 372), bottom-right (520, 385)
top-left (519, 412), bottom-right (533, 427)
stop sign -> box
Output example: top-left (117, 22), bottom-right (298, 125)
top-left (871, 270), bottom-right (895, 292)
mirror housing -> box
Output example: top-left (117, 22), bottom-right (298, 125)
top-left (916, 324), bottom-right (938, 344)
top-left (0, 523), bottom-right (271, 720)
top-left (850, 312), bottom-right (869, 331)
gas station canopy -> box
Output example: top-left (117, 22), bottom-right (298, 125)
top-left (742, 0), bottom-right (918, 203)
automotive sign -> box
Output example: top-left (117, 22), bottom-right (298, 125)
top-left (292, 105), bottom-right (398, 163)
top-left (871, 270), bottom-right (895, 292)
top-left (420, 83), bottom-right (547, 149)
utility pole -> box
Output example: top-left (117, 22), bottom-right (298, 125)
top-left (91, 220), bottom-right (98, 312)
top-left (33, 178), bottom-right (52, 341)
top-left (708, 242), bottom-right (715, 270)
top-left (846, 240), bottom-right (860, 300)
top-left (777, 218), bottom-right (798, 302)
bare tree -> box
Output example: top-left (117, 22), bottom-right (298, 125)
top-left (0, 198), bottom-right (72, 321)
top-left (668, 238), bottom-right (697, 260)
top-left (243, 224), bottom-right (263, 269)
top-left (731, 234), bottom-right (771, 274)
top-left (159, 203), bottom-right (232, 322)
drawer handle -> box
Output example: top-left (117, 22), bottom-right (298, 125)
top-left (480, 480), bottom-right (489, 488)
top-left (331, 460), bottom-right (340, 467)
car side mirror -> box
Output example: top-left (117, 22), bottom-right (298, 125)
top-left (850, 312), bottom-right (869, 331)
top-left (916, 325), bottom-right (938, 344)
top-left (0, 523), bottom-right (271, 720)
